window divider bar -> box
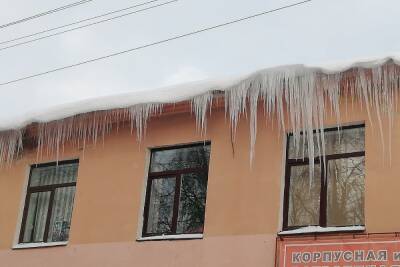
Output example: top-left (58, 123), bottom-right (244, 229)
top-left (325, 151), bottom-right (365, 160)
top-left (141, 177), bottom-right (154, 237)
top-left (28, 182), bottom-right (77, 193)
top-left (282, 136), bottom-right (291, 230)
top-left (171, 174), bottom-right (182, 234)
top-left (286, 123), bottom-right (365, 136)
top-left (319, 160), bottom-right (327, 227)
top-left (43, 190), bottom-right (55, 242)
top-left (287, 151), bottom-right (365, 165)
top-left (29, 193), bottom-right (41, 243)
top-left (19, 191), bottom-right (32, 243)
top-left (148, 167), bottom-right (208, 178)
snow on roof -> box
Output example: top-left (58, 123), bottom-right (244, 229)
top-left (1, 54), bottom-right (399, 131)
top-left (1, 54), bottom-right (400, 165)
top-left (0, 77), bottom-right (239, 131)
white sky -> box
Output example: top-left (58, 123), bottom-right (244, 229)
top-left (0, 0), bottom-right (399, 122)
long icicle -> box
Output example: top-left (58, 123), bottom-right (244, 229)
top-left (0, 60), bottom-right (399, 171)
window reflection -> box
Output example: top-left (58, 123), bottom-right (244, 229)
top-left (146, 178), bottom-right (176, 234)
top-left (150, 145), bottom-right (210, 172)
top-left (143, 143), bottom-right (211, 237)
top-left (285, 125), bottom-right (365, 230)
top-left (327, 157), bottom-right (365, 226)
top-left (177, 172), bottom-right (208, 234)
top-left (288, 165), bottom-right (321, 227)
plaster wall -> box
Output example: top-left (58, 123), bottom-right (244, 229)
top-left (0, 103), bottom-right (399, 266)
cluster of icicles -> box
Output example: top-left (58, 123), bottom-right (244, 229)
top-left (0, 61), bottom-right (399, 168)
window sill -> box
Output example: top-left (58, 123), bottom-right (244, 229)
top-left (12, 241), bottom-right (68, 249)
top-left (137, 233), bottom-right (203, 241)
top-left (278, 226), bottom-right (365, 235)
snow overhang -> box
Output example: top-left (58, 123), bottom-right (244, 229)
top-left (0, 54), bottom-right (400, 164)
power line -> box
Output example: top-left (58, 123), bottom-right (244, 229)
top-left (0, 0), bottom-right (94, 30)
top-left (0, 0), bottom-right (163, 46)
top-left (0, 0), bottom-right (312, 86)
top-left (0, 0), bottom-right (178, 52)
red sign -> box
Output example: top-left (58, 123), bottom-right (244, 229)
top-left (276, 234), bottom-right (400, 267)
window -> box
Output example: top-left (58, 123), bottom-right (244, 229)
top-left (142, 142), bottom-right (211, 237)
top-left (19, 160), bottom-right (79, 244)
top-left (283, 125), bottom-right (365, 231)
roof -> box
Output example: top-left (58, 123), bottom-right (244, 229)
top-left (1, 54), bottom-right (399, 131)
top-left (1, 54), bottom-right (400, 165)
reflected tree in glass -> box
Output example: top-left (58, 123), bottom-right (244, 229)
top-left (144, 143), bottom-right (210, 236)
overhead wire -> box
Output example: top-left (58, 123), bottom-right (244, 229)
top-left (0, 0), bottom-right (178, 52)
top-left (0, 0), bottom-right (164, 46)
top-left (0, 0), bottom-right (94, 30)
top-left (0, 0), bottom-right (312, 86)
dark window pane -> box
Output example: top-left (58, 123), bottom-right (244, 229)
top-left (144, 143), bottom-right (211, 236)
top-left (177, 172), bottom-right (208, 234)
top-left (22, 191), bottom-right (51, 243)
top-left (30, 163), bottom-right (78, 186)
top-left (47, 186), bottom-right (76, 242)
top-left (288, 165), bottom-right (321, 227)
top-left (150, 145), bottom-right (210, 172)
top-left (285, 125), bottom-right (365, 230)
top-left (327, 157), bottom-right (365, 226)
top-left (288, 127), bottom-right (365, 159)
top-left (146, 178), bottom-right (176, 234)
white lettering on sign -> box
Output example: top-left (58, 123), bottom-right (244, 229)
top-left (291, 250), bottom-right (390, 264)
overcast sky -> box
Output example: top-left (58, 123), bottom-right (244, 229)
top-left (0, 0), bottom-right (399, 122)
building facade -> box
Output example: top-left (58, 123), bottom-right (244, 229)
top-left (1, 59), bottom-right (400, 266)
top-left (0, 97), bottom-right (399, 267)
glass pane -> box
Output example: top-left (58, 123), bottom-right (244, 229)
top-left (327, 157), bottom-right (365, 226)
top-left (150, 144), bottom-right (210, 172)
top-left (288, 134), bottom-right (319, 159)
top-left (47, 186), bottom-right (76, 242)
top-left (30, 163), bottom-right (78, 186)
top-left (288, 127), bottom-right (365, 159)
top-left (288, 164), bottom-right (321, 227)
top-left (324, 127), bottom-right (365, 155)
top-left (146, 178), bottom-right (176, 234)
top-left (22, 191), bottom-right (51, 243)
top-left (177, 172), bottom-right (208, 234)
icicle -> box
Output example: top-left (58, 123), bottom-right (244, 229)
top-left (128, 103), bottom-right (163, 141)
top-left (191, 92), bottom-right (213, 134)
top-left (225, 80), bottom-right (249, 140)
top-left (249, 85), bottom-right (260, 165)
top-left (0, 129), bottom-right (23, 165)
top-left (34, 109), bottom-right (131, 164)
top-left (1, 60), bottom-right (399, 172)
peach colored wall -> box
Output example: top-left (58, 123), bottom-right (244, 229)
top-left (0, 103), bottom-right (400, 267)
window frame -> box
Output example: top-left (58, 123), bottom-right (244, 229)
top-left (141, 141), bottom-right (211, 238)
top-left (282, 124), bottom-right (365, 231)
top-left (18, 159), bottom-right (79, 244)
